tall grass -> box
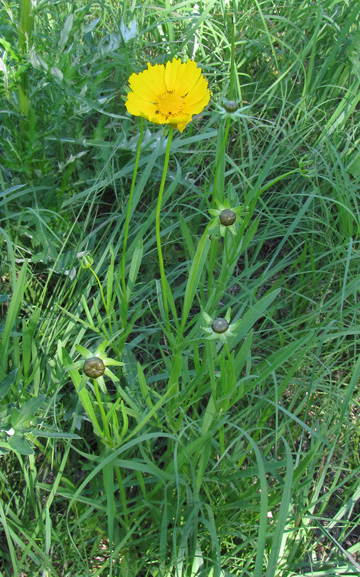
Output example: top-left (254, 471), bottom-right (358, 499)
top-left (1, 0), bottom-right (360, 576)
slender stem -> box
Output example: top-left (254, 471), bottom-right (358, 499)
top-left (219, 424), bottom-right (225, 455)
top-left (114, 466), bottom-right (129, 527)
top-left (121, 118), bottom-right (144, 315)
top-left (156, 127), bottom-right (174, 333)
top-left (89, 266), bottom-right (108, 313)
top-left (212, 117), bottom-right (231, 207)
top-left (207, 238), bottom-right (217, 292)
top-left (19, 0), bottom-right (33, 119)
top-left (93, 378), bottom-right (112, 444)
top-left (229, 12), bottom-right (235, 101)
top-left (89, 266), bottom-right (112, 334)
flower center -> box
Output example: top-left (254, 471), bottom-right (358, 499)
top-left (211, 318), bottom-right (229, 334)
top-left (156, 91), bottom-right (184, 117)
top-left (219, 209), bottom-right (236, 226)
top-left (223, 100), bottom-right (239, 113)
top-left (83, 357), bottom-right (105, 379)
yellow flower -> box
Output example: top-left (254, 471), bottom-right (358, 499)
top-left (125, 57), bottom-right (210, 133)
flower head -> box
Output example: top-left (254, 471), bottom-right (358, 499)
top-left (215, 99), bottom-right (252, 121)
top-left (66, 340), bottom-right (124, 393)
top-left (208, 199), bottom-right (248, 237)
top-left (83, 357), bottom-right (106, 379)
top-left (202, 308), bottom-right (242, 344)
top-left (79, 252), bottom-right (94, 269)
top-left (125, 58), bottom-right (210, 133)
top-left (223, 100), bottom-right (239, 113)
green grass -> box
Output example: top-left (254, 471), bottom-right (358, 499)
top-left (1, 0), bottom-right (360, 575)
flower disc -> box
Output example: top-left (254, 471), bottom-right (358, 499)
top-left (211, 318), bottom-right (229, 334)
top-left (223, 100), bottom-right (239, 113)
top-left (83, 357), bottom-right (105, 379)
top-left (219, 209), bottom-right (236, 226)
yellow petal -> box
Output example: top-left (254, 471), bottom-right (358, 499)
top-left (164, 58), bottom-right (182, 92)
top-left (125, 92), bottom-right (159, 120)
top-left (173, 121), bottom-right (189, 133)
top-left (128, 70), bottom-right (159, 102)
top-left (164, 58), bottom-right (190, 94)
top-left (183, 82), bottom-right (210, 113)
top-left (163, 58), bottom-right (203, 96)
top-left (169, 112), bottom-right (191, 124)
top-left (183, 96), bottom-right (209, 116)
top-left (179, 60), bottom-right (202, 94)
top-left (128, 62), bottom-right (167, 103)
top-left (144, 62), bottom-right (167, 95)
top-left (169, 113), bottom-right (192, 132)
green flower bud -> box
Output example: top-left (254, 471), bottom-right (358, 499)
top-left (219, 209), bottom-right (236, 226)
top-left (83, 357), bottom-right (105, 378)
top-left (223, 100), bottom-right (239, 113)
top-left (80, 253), bottom-right (94, 269)
top-left (211, 318), bottom-right (229, 334)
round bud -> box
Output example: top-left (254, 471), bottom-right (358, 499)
top-left (80, 253), bottom-right (94, 269)
top-left (219, 209), bottom-right (236, 226)
top-left (211, 318), bottom-right (229, 334)
top-left (83, 357), bottom-right (105, 378)
top-left (223, 100), bottom-right (239, 113)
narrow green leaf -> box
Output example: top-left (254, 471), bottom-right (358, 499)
top-left (0, 261), bottom-right (28, 365)
top-left (107, 248), bottom-right (115, 313)
top-left (179, 213), bottom-right (196, 258)
top-left (196, 436), bottom-right (212, 494)
top-left (29, 430), bottom-right (81, 439)
top-left (137, 362), bottom-right (154, 410)
top-left (22, 319), bottom-right (31, 378)
top-left (0, 226), bottom-right (16, 287)
top-left (103, 462), bottom-right (115, 554)
top-left (126, 238), bottom-right (143, 300)
top-left (0, 500), bottom-right (19, 576)
top-left (233, 330), bottom-right (253, 379)
top-left (265, 437), bottom-right (293, 577)
top-left (229, 289), bottom-right (280, 349)
top-left (181, 234), bottom-right (211, 332)
top-left (0, 369), bottom-right (17, 402)
top-left (45, 507), bottom-right (52, 556)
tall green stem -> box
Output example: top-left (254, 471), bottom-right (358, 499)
top-left (212, 11), bottom-right (235, 207)
top-left (93, 379), bottom-right (112, 444)
top-left (156, 127), bottom-right (174, 334)
top-left (19, 0), bottom-right (33, 138)
top-left (114, 466), bottom-right (129, 527)
top-left (229, 12), bottom-right (235, 101)
top-left (212, 117), bottom-right (231, 208)
top-left (121, 118), bottom-right (144, 318)
top-left (88, 265), bottom-right (112, 333)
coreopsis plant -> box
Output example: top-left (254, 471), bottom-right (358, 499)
top-left (65, 340), bottom-right (125, 446)
top-left (124, 57), bottom-right (210, 336)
